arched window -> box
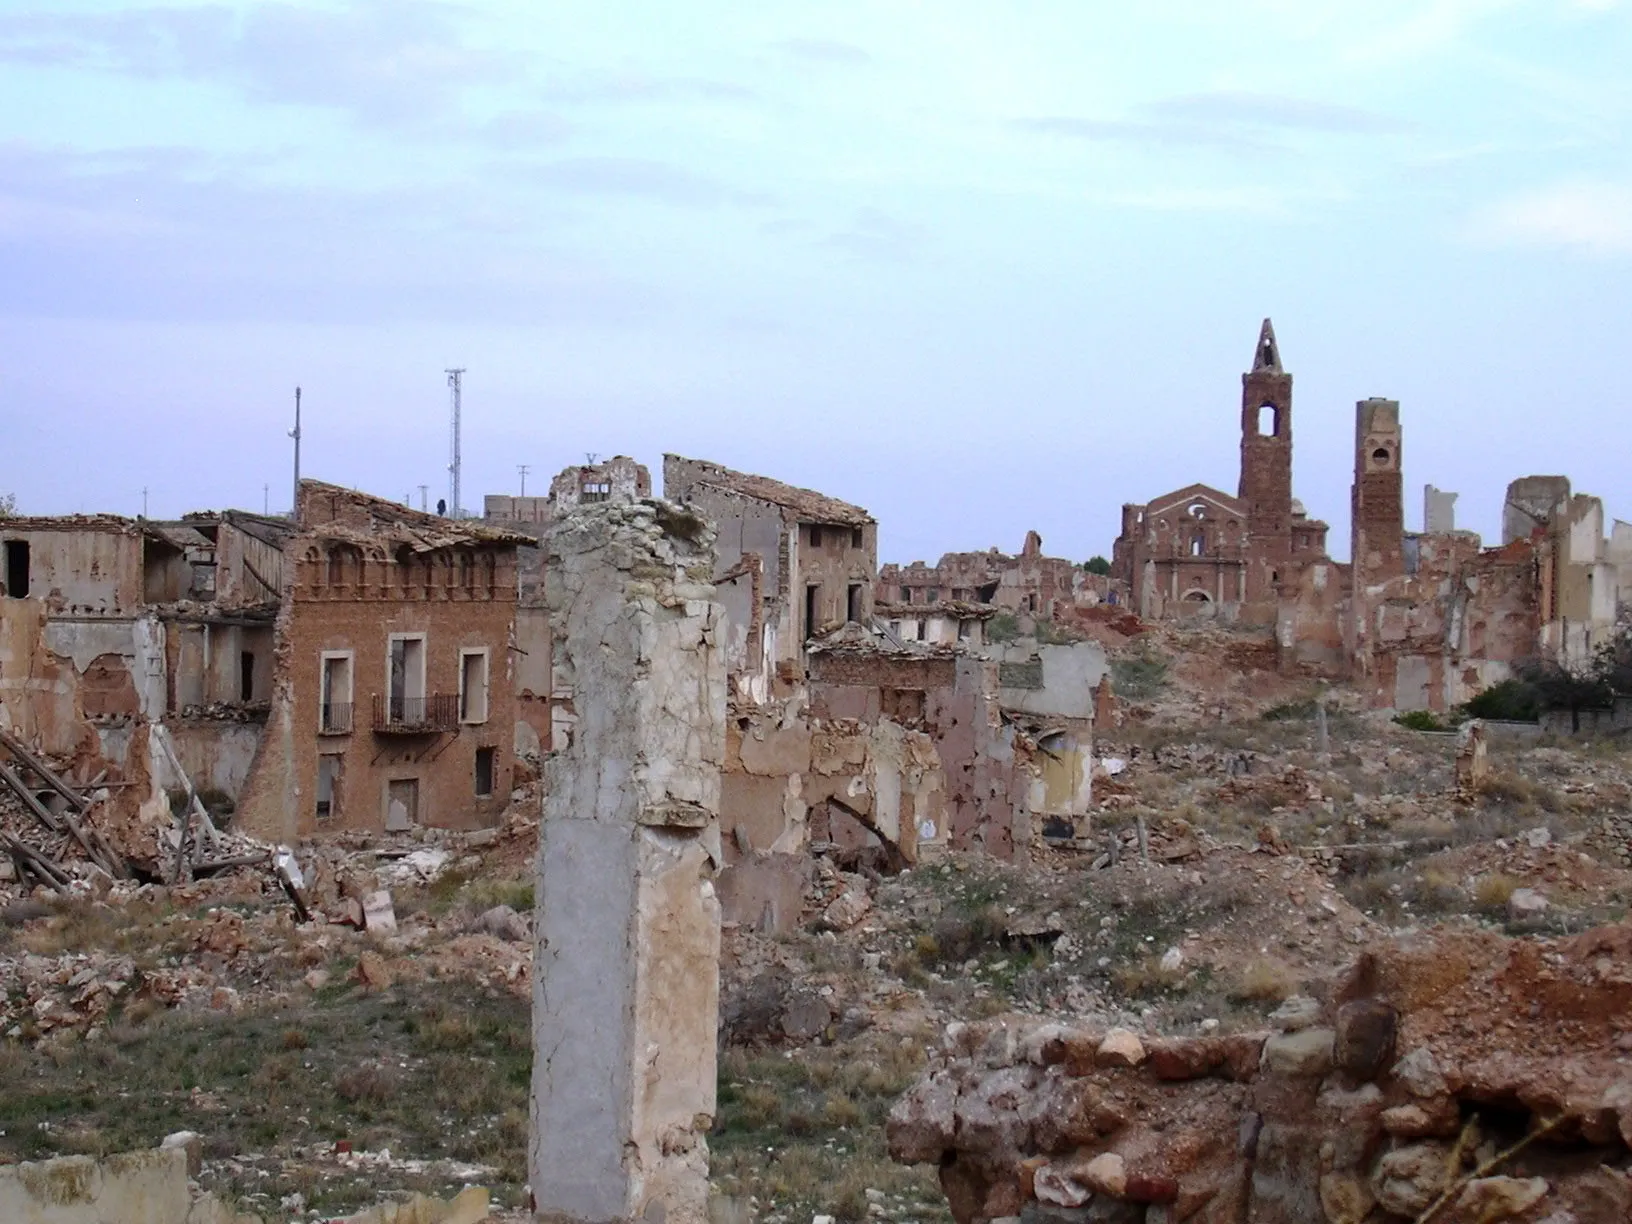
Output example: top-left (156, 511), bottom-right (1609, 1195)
top-left (1372, 447), bottom-right (1391, 466)
top-left (1257, 404), bottom-right (1279, 436)
top-left (1190, 536), bottom-right (1204, 557)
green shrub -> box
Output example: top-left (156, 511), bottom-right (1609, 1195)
top-left (1393, 710), bottom-right (1446, 732)
top-left (1461, 678), bottom-right (1540, 723)
top-left (986, 613), bottom-right (1021, 643)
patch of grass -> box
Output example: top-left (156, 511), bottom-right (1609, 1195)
top-left (0, 979), bottom-right (533, 1214)
top-left (713, 1031), bottom-right (947, 1224)
top-left (1110, 651), bottom-right (1169, 700)
top-left (1230, 958), bottom-right (1299, 1004)
top-left (1473, 872), bottom-right (1520, 914)
top-left (1479, 772), bottom-right (1562, 813)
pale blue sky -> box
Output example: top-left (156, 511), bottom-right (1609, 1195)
top-left (2, 0), bottom-right (1628, 563)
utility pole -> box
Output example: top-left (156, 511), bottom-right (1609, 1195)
top-left (418, 484), bottom-right (429, 512)
top-left (288, 386), bottom-right (302, 516)
top-left (263, 484), bottom-right (269, 515)
top-left (518, 464), bottom-right (531, 497)
top-left (141, 487), bottom-right (148, 518)
top-left (445, 368), bottom-right (465, 518)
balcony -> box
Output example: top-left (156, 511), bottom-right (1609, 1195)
top-left (319, 702), bottom-right (353, 735)
top-left (372, 693), bottom-right (459, 733)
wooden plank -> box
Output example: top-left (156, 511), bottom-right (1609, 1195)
top-left (0, 760), bottom-right (62, 832)
top-left (0, 729), bottom-right (89, 811)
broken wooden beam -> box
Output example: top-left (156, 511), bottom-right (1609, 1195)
top-left (0, 729), bottom-right (89, 812)
top-left (0, 760), bottom-right (63, 833)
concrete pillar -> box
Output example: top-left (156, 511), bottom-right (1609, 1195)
top-left (531, 500), bottom-right (726, 1224)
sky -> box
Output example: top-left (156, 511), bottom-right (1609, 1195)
top-left (1, 0), bottom-right (1629, 565)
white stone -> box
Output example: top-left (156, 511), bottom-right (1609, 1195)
top-left (1508, 888), bottom-right (1549, 920)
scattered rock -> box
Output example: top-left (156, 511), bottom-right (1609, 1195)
top-left (1096, 1028), bottom-right (1146, 1068)
top-left (470, 904), bottom-right (530, 942)
top-left (1509, 888), bottom-right (1550, 920)
top-left (1455, 1175), bottom-right (1549, 1220)
top-left (1372, 1143), bottom-right (1450, 1217)
top-left (353, 952), bottom-right (393, 991)
top-left (1333, 997), bottom-right (1396, 1080)
top-left (1393, 1047), bottom-right (1449, 1099)
top-left (1079, 1152), bottom-right (1127, 1198)
top-left (1261, 1028), bottom-right (1334, 1077)
top-left (1269, 995), bottom-right (1322, 1032)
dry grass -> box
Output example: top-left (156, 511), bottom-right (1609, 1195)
top-left (1230, 957), bottom-right (1299, 1004)
top-left (1474, 872), bottom-right (1520, 912)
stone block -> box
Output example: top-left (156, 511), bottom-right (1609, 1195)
top-left (1260, 1028), bottom-right (1334, 1077)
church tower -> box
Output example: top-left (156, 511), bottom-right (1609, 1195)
top-left (1351, 397), bottom-right (1404, 584)
top-left (1238, 319), bottom-right (1294, 605)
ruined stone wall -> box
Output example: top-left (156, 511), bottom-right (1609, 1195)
top-left (891, 922), bottom-right (1632, 1224)
top-left (797, 519), bottom-right (878, 631)
top-left (0, 521), bottom-right (143, 612)
top-left (532, 497), bottom-right (723, 1224)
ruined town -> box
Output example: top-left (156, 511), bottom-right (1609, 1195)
top-left (1, 313), bottom-right (1631, 1224)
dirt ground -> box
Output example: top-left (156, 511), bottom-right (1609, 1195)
top-left (3, 625), bottom-right (1631, 1221)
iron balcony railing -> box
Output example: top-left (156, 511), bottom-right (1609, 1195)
top-left (318, 702), bottom-right (353, 735)
top-left (372, 693), bottom-right (459, 732)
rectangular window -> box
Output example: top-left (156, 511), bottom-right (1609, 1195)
top-left (475, 746), bottom-right (495, 797)
top-left (804, 584), bottom-right (821, 640)
top-left (239, 651), bottom-right (255, 702)
top-left (926, 588), bottom-right (940, 603)
top-left (808, 524), bottom-right (823, 548)
top-left (847, 583), bottom-right (863, 623)
top-left (581, 481), bottom-right (611, 503)
top-left (460, 648), bottom-right (489, 723)
top-left (388, 634), bottom-right (426, 722)
top-left (4, 540), bottom-right (29, 598)
top-left (319, 651), bottom-right (353, 733)
top-left (850, 527), bottom-right (863, 548)
top-left (316, 754), bottom-right (341, 820)
top-left (957, 620), bottom-right (972, 641)
top-left (899, 585), bottom-right (912, 603)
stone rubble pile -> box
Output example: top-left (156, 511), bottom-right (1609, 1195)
top-left (889, 920), bottom-right (1632, 1224)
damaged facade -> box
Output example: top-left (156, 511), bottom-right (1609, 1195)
top-left (664, 454), bottom-right (878, 703)
top-left (1, 481), bottom-right (534, 854)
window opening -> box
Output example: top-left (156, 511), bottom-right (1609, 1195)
top-left (915, 621), bottom-right (926, 641)
top-left (850, 527), bottom-right (863, 548)
top-left (475, 747), bottom-right (495, 797)
top-left (1191, 536), bottom-right (1204, 557)
top-left (900, 585), bottom-right (912, 603)
top-left (804, 584), bottom-right (821, 640)
top-left (388, 635), bottom-right (426, 721)
top-left (316, 754), bottom-right (341, 820)
top-left (809, 525), bottom-right (823, 548)
top-left (460, 650), bottom-right (489, 723)
top-left (1257, 404), bottom-right (1279, 436)
top-left (847, 583), bottom-right (863, 623)
top-left (239, 651), bottom-right (255, 702)
top-left (1372, 447), bottom-right (1390, 465)
top-left (4, 540), bottom-right (29, 598)
top-left (385, 778), bottom-right (419, 831)
top-left (319, 653), bottom-right (353, 733)
top-left (580, 481), bottom-right (611, 503)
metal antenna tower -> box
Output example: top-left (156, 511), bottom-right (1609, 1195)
top-left (418, 484), bottom-right (429, 512)
top-left (288, 386), bottom-right (302, 516)
top-left (517, 464), bottom-right (531, 496)
top-left (445, 368), bottom-right (466, 518)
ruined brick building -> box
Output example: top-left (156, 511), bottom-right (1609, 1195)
top-left (663, 454), bottom-right (878, 703)
top-left (235, 482), bottom-right (529, 842)
top-left (1111, 320), bottom-right (1330, 622)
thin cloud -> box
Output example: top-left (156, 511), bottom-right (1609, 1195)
top-left (1142, 91), bottom-right (1412, 135)
top-left (536, 74), bottom-right (758, 105)
top-left (1014, 115), bottom-right (1275, 154)
top-left (817, 208), bottom-right (923, 263)
top-left (771, 37), bottom-right (872, 65)
top-left (1470, 180), bottom-right (1632, 255)
top-left (518, 157), bottom-right (775, 209)
top-left (0, 3), bottom-right (516, 127)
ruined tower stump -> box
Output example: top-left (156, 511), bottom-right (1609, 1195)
top-left (532, 501), bottom-right (726, 1224)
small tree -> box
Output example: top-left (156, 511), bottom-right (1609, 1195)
top-left (0, 492), bottom-right (15, 517)
top-left (1593, 610), bottom-right (1632, 696)
top-left (1515, 657), bottom-right (1613, 732)
top-left (1083, 555), bottom-right (1111, 576)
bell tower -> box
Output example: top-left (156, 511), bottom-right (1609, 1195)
top-left (1351, 397), bottom-right (1404, 583)
top-left (1238, 319), bottom-right (1294, 604)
